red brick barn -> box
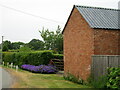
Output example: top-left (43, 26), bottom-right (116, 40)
top-left (63, 5), bottom-right (120, 80)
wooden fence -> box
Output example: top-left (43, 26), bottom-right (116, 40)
top-left (91, 55), bottom-right (120, 80)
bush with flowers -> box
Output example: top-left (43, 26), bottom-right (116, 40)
top-left (21, 64), bottom-right (58, 74)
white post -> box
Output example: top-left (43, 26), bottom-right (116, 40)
top-left (2, 62), bottom-right (4, 66)
top-left (10, 63), bottom-right (13, 68)
top-left (16, 65), bottom-right (18, 72)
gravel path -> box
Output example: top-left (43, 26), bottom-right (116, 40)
top-left (0, 68), bottom-right (13, 89)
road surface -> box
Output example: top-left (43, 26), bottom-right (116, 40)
top-left (0, 67), bottom-right (13, 89)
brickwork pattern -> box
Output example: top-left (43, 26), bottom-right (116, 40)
top-left (63, 8), bottom-right (94, 80)
top-left (94, 29), bottom-right (120, 55)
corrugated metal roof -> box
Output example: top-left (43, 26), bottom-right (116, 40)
top-left (76, 5), bottom-right (120, 29)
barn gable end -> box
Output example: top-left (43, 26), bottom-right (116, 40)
top-left (63, 7), bottom-right (94, 80)
top-left (63, 5), bottom-right (120, 80)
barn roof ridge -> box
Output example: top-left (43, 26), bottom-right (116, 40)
top-left (75, 5), bottom-right (120, 11)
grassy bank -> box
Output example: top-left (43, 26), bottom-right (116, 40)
top-left (2, 66), bottom-right (90, 88)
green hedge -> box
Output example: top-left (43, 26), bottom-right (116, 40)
top-left (2, 51), bottom-right (63, 66)
top-left (52, 54), bottom-right (63, 59)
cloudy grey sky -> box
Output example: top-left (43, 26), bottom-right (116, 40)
top-left (0, 0), bottom-right (120, 43)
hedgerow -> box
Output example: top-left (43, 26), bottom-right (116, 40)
top-left (2, 50), bottom-right (63, 67)
top-left (52, 54), bottom-right (63, 59)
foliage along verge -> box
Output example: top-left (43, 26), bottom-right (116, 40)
top-left (64, 72), bottom-right (84, 85)
top-left (107, 67), bottom-right (120, 89)
top-left (2, 50), bottom-right (63, 67)
top-left (64, 67), bottom-right (120, 89)
top-left (87, 67), bottom-right (120, 89)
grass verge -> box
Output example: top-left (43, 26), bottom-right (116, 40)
top-left (1, 66), bottom-right (90, 88)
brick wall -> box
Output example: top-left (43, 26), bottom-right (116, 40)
top-left (94, 29), bottom-right (120, 55)
top-left (63, 8), bottom-right (94, 80)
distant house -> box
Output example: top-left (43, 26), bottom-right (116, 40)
top-left (63, 5), bottom-right (120, 80)
top-left (20, 45), bottom-right (24, 48)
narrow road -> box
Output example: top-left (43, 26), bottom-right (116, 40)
top-left (0, 67), bottom-right (13, 89)
top-left (0, 67), bottom-right (2, 89)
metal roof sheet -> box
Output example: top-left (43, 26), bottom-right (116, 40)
top-left (76, 5), bottom-right (120, 29)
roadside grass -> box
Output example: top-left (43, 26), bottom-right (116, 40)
top-left (2, 66), bottom-right (91, 88)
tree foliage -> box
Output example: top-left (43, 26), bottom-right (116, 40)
top-left (27, 39), bottom-right (44, 50)
top-left (2, 41), bottom-right (25, 51)
top-left (11, 42), bottom-right (24, 49)
top-left (39, 26), bottom-right (63, 53)
top-left (2, 40), bottom-right (12, 51)
top-left (19, 46), bottom-right (32, 52)
top-left (2, 44), bottom-right (9, 51)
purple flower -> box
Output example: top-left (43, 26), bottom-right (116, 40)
top-left (21, 64), bottom-right (57, 73)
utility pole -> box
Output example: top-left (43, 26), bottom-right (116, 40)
top-left (2, 36), bottom-right (4, 51)
top-left (0, 36), bottom-right (4, 64)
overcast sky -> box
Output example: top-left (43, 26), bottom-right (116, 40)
top-left (0, 0), bottom-right (120, 43)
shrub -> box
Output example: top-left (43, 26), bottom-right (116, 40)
top-left (2, 52), bottom-right (15, 65)
top-left (18, 46), bottom-right (32, 52)
top-left (107, 67), bottom-right (120, 89)
top-left (2, 50), bottom-right (63, 67)
top-left (2, 51), bottom-right (53, 66)
top-left (64, 72), bottom-right (83, 84)
top-left (21, 64), bottom-right (57, 74)
top-left (87, 67), bottom-right (120, 89)
top-left (2, 45), bottom-right (8, 51)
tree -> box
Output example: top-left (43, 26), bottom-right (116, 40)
top-left (27, 39), bottom-right (44, 50)
top-left (54, 26), bottom-right (63, 53)
top-left (11, 42), bottom-right (24, 50)
top-left (39, 26), bottom-right (63, 53)
top-left (2, 45), bottom-right (8, 51)
top-left (2, 40), bottom-right (12, 51)
top-left (19, 46), bottom-right (32, 52)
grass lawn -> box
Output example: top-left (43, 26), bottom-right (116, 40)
top-left (2, 66), bottom-right (91, 88)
